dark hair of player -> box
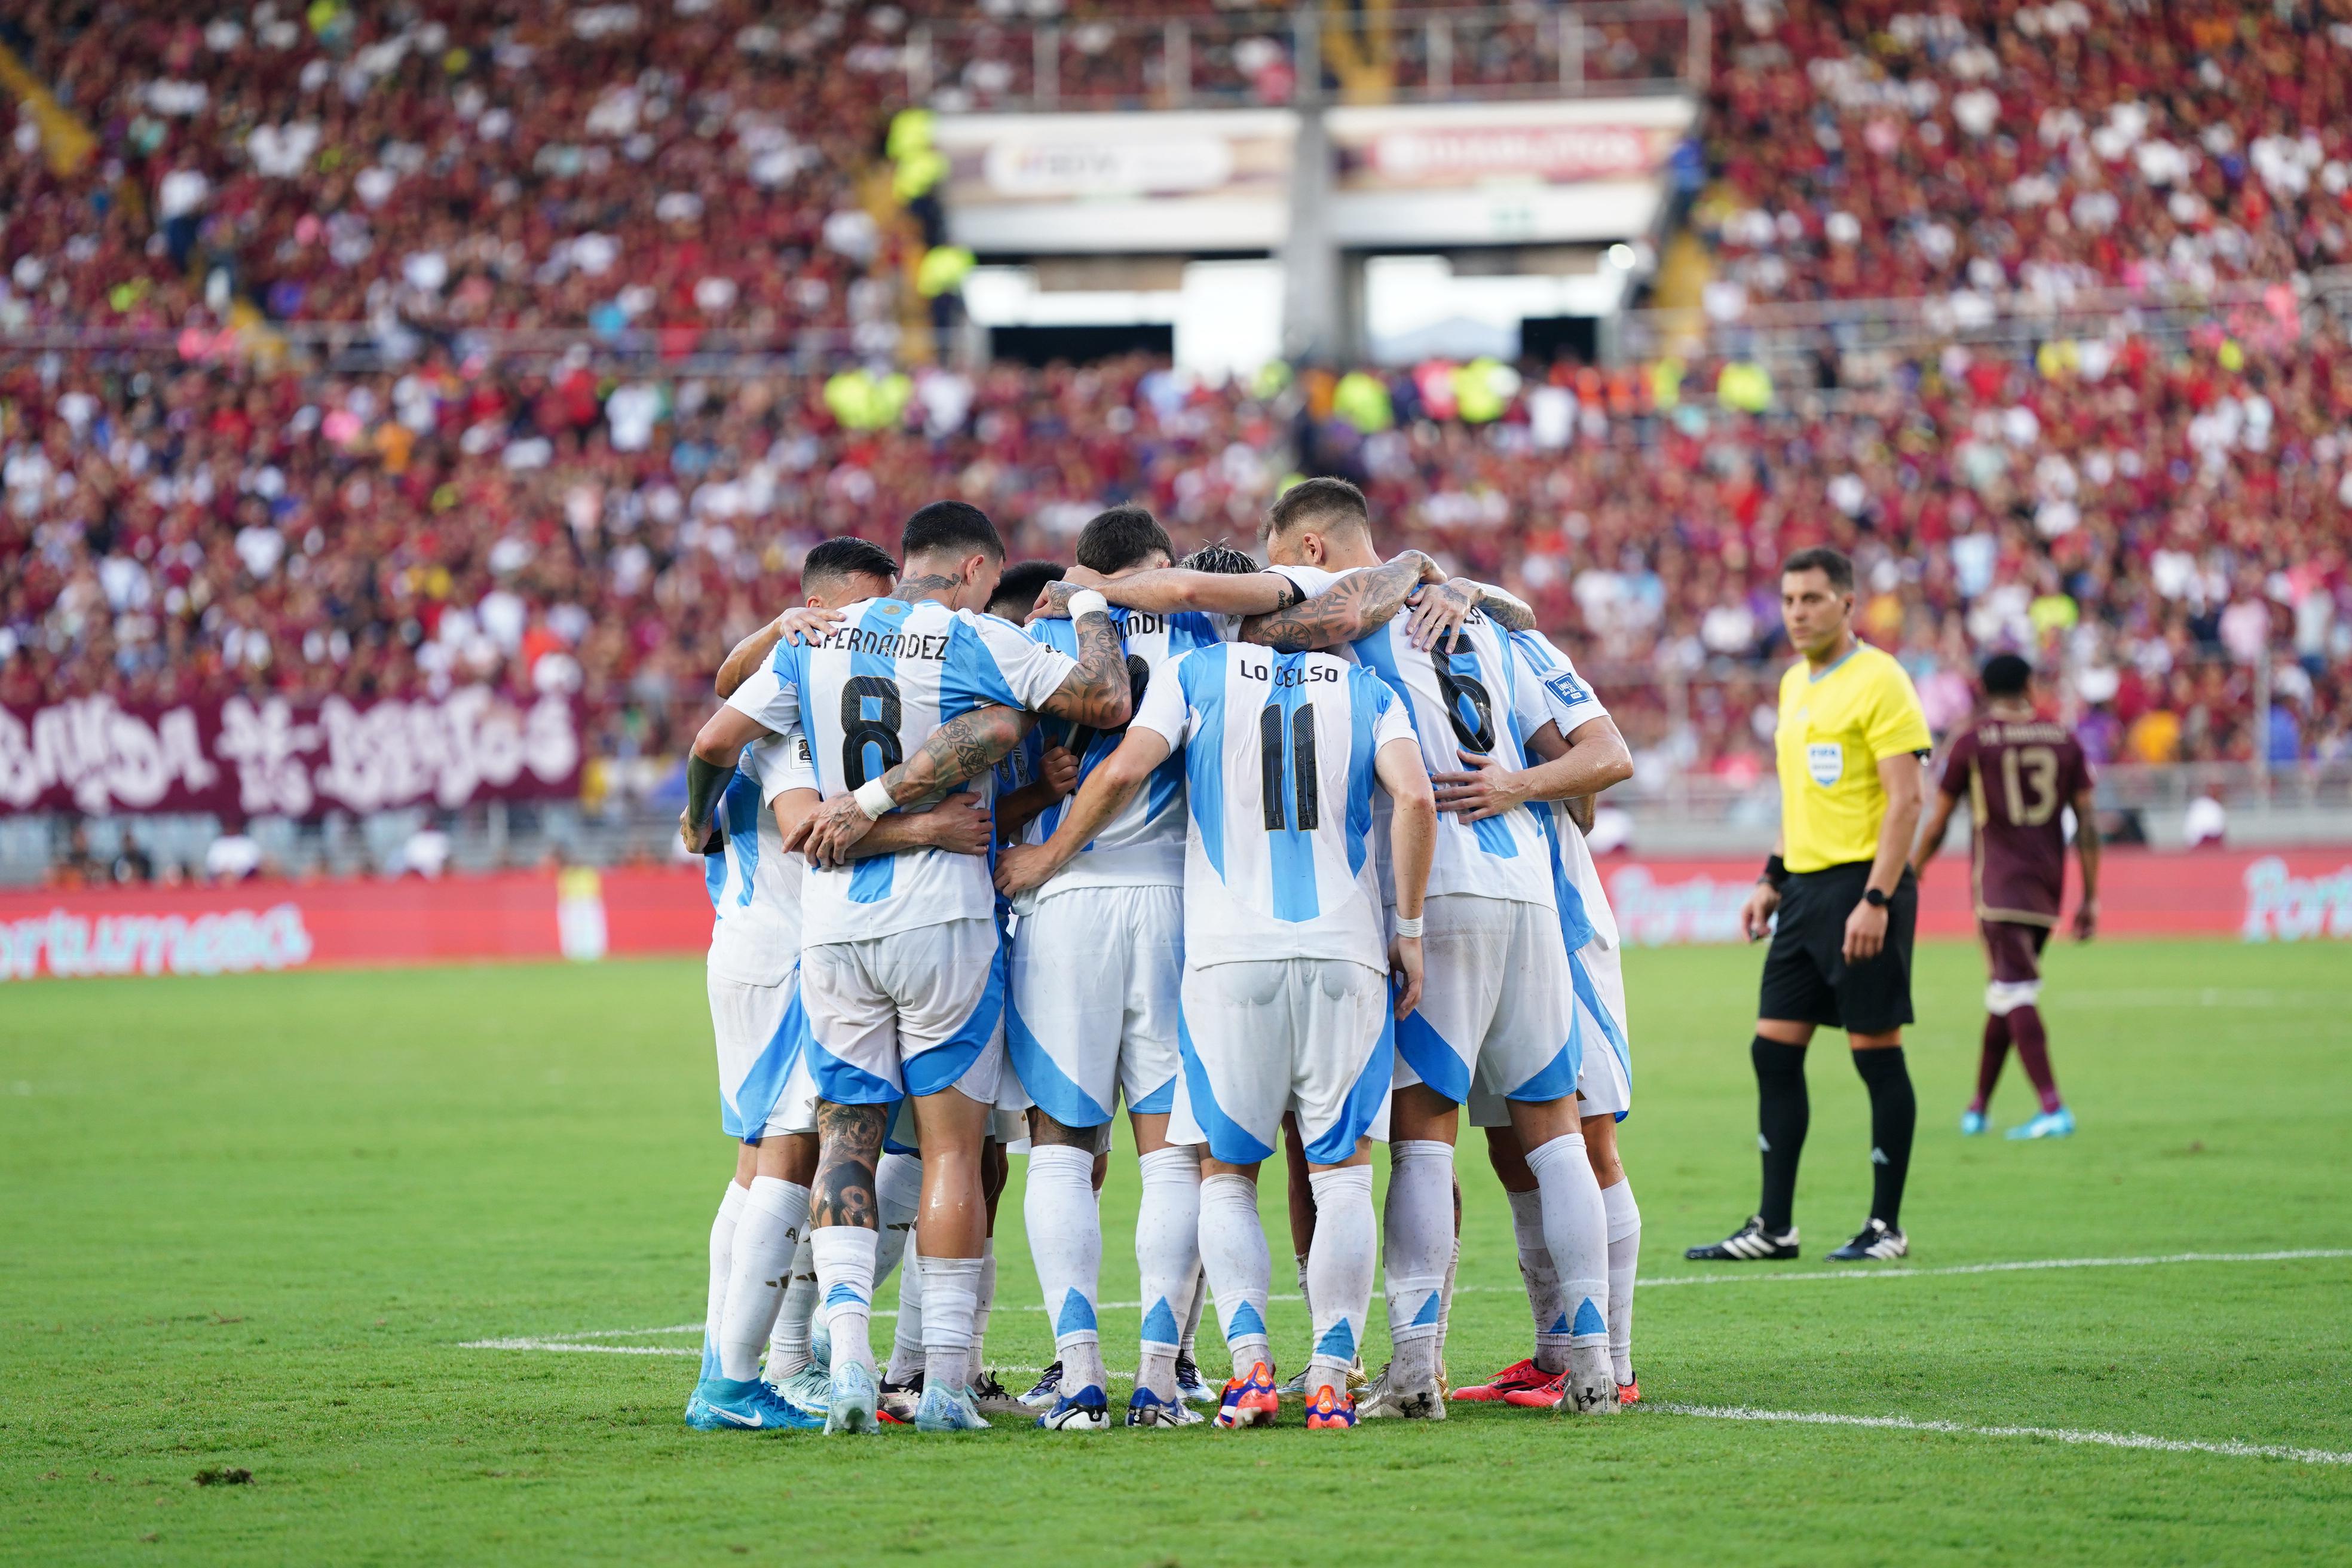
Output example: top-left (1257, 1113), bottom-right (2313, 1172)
top-left (987, 559), bottom-right (1065, 620)
top-left (801, 537), bottom-right (897, 597)
top-left (1781, 545), bottom-right (1855, 593)
top-left (901, 500), bottom-right (1005, 563)
top-left (1179, 540), bottom-right (1261, 576)
top-left (1981, 652), bottom-right (2034, 698)
top-left (1074, 505), bottom-right (1174, 574)
top-left (1264, 476), bottom-right (1371, 541)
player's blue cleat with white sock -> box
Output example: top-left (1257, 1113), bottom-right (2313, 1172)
top-left (1036, 1385), bottom-right (1110, 1432)
top-left (823, 1361), bottom-right (881, 1435)
top-left (685, 1376), bottom-right (824, 1432)
top-left (914, 1380), bottom-right (991, 1432)
top-left (1960, 1108), bottom-right (1988, 1136)
top-left (2008, 1106), bottom-right (2075, 1140)
top-left (767, 1364), bottom-right (829, 1417)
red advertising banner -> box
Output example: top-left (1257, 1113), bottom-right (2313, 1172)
top-left (1, 849), bottom-right (2346, 983)
top-left (0, 688), bottom-right (580, 819)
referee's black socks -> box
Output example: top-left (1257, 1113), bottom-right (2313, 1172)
top-left (1751, 1037), bottom-right (1809, 1233)
top-left (1851, 1046), bottom-right (1916, 1229)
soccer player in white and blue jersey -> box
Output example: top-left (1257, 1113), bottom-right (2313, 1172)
top-left (1000, 622), bottom-right (1437, 1432)
top-left (688, 501), bottom-right (1133, 1435)
top-left (1255, 477), bottom-right (1633, 1416)
top-left (1440, 626), bottom-right (1645, 1408)
top-left (685, 538), bottom-right (993, 1433)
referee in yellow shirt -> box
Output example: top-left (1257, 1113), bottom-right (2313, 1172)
top-left (1688, 547), bottom-right (1932, 1264)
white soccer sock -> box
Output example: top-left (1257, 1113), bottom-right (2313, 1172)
top-left (703, 1181), bottom-right (748, 1378)
top-left (886, 1241), bottom-right (926, 1385)
top-left (1135, 1145), bottom-right (1202, 1398)
top-left (810, 1224), bottom-right (880, 1376)
top-left (873, 1151), bottom-right (923, 1291)
top-left (1304, 1166), bottom-right (1376, 1392)
top-left (717, 1176), bottom-right (810, 1381)
top-left (1602, 1177), bottom-right (1642, 1387)
top-left (1381, 1141), bottom-right (1453, 1389)
top-left (1437, 1232), bottom-right (1460, 1376)
top-left (1506, 1186), bottom-right (1570, 1373)
top-left (1199, 1173), bottom-right (1272, 1378)
top-left (921, 1253), bottom-right (983, 1394)
top-left (1294, 1251), bottom-right (1313, 1322)
top-left (1180, 1261), bottom-right (1206, 1361)
top-left (973, 1238), bottom-right (997, 1370)
top-left (767, 1233), bottom-right (817, 1377)
top-left (1524, 1134), bottom-right (1610, 1353)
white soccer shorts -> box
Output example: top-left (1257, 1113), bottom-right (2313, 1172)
top-left (1471, 937), bottom-right (1633, 1127)
top-left (1394, 893), bottom-right (1581, 1107)
top-left (1169, 958), bottom-right (1394, 1166)
top-left (799, 917), bottom-right (1007, 1109)
top-left (1007, 883), bottom-right (1184, 1132)
top-left (708, 964), bottom-right (811, 1140)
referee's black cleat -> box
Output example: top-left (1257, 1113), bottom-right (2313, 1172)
top-left (1827, 1218), bottom-right (1909, 1261)
top-left (1685, 1215), bottom-right (1799, 1261)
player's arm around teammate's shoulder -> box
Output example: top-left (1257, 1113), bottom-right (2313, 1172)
top-left (993, 691), bottom-right (1179, 901)
top-left (1031, 582), bottom-right (1135, 728)
top-left (1434, 715), bottom-right (1634, 823)
top-left (1237, 550), bottom-right (1441, 651)
top-left (791, 703), bottom-right (1037, 866)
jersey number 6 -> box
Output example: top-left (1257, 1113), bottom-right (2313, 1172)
top-left (840, 675), bottom-right (904, 789)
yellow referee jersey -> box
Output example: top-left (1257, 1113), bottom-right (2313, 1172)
top-left (1774, 642), bottom-right (1933, 873)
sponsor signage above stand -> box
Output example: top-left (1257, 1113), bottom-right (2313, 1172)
top-left (932, 96), bottom-right (1692, 255)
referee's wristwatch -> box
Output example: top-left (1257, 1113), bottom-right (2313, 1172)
top-left (1863, 887), bottom-right (1889, 909)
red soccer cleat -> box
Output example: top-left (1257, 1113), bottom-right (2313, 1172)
top-left (1304, 1383), bottom-right (1357, 1429)
top-left (1450, 1358), bottom-right (1555, 1403)
top-left (1214, 1362), bottom-right (1281, 1429)
top-left (1617, 1378), bottom-right (1640, 1407)
top-left (1502, 1371), bottom-right (1567, 1410)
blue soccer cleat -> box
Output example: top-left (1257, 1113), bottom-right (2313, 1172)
top-left (824, 1361), bottom-right (881, 1435)
top-left (1960, 1108), bottom-right (1987, 1136)
top-left (685, 1376), bottom-right (825, 1432)
top-left (1125, 1386), bottom-right (1201, 1428)
top-left (1036, 1385), bottom-right (1110, 1432)
top-left (2008, 1107), bottom-right (2076, 1140)
top-left (767, 1363), bottom-right (830, 1418)
top-left (914, 1380), bottom-right (991, 1432)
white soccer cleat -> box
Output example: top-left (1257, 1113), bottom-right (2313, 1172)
top-left (824, 1361), bottom-right (880, 1435)
top-left (914, 1381), bottom-right (991, 1433)
top-left (1353, 1364), bottom-right (1447, 1421)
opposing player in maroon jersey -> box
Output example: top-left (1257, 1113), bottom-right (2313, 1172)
top-left (1912, 654), bottom-right (2100, 1140)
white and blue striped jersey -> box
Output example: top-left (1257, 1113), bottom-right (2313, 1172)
top-left (1269, 565), bottom-right (1555, 908)
top-left (1021, 606), bottom-right (1230, 890)
top-left (1509, 628), bottom-right (1618, 954)
top-left (725, 598), bottom-right (1079, 945)
top-left (705, 730), bottom-right (816, 986)
top-left (1130, 641), bottom-right (1416, 971)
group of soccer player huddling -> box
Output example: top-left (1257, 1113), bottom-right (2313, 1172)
top-left (672, 479), bottom-right (2096, 1435)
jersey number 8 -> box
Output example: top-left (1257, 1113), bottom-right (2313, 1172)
top-left (840, 675), bottom-right (904, 789)
top-left (1431, 649), bottom-right (1494, 754)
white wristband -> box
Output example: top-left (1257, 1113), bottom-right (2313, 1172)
top-left (1392, 914), bottom-right (1425, 939)
top-left (1066, 588), bottom-right (1109, 620)
top-left (852, 777), bottom-right (896, 820)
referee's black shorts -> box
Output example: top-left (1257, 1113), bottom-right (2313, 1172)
top-left (1757, 860), bottom-right (1918, 1036)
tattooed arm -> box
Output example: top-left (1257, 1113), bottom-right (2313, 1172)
top-left (1045, 566), bottom-right (1303, 618)
top-left (1031, 587), bottom-right (1135, 730)
top-left (994, 728), bottom-right (1172, 901)
top-left (790, 704), bottom-right (1037, 868)
top-left (682, 706), bottom-right (776, 852)
top-left (1462, 580), bottom-right (1537, 631)
top-left (1238, 551), bottom-right (1438, 651)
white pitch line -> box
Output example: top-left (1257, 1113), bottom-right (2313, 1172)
top-left (1643, 1403), bottom-right (2352, 1466)
top-left (459, 1337), bottom-right (699, 1356)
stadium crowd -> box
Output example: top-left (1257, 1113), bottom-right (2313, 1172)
top-left (2, 0), bottom-right (2350, 829)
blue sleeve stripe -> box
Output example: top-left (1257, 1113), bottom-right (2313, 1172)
top-left (940, 614), bottom-right (1024, 717)
top-left (1345, 667), bottom-right (1383, 878)
top-left (1264, 652), bottom-right (1320, 924)
top-left (1179, 646), bottom-right (1226, 881)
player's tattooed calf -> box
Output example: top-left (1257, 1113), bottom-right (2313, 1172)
top-left (811, 1101), bottom-right (888, 1229)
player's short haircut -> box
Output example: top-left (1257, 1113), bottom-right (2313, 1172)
top-left (901, 500), bottom-right (1005, 563)
top-left (1264, 476), bottom-right (1372, 542)
top-left (1180, 540), bottom-right (1260, 577)
top-left (801, 537), bottom-right (897, 596)
top-left (1781, 546), bottom-right (1855, 593)
top-left (1982, 652), bottom-right (2034, 697)
top-left (1074, 505), bottom-right (1174, 574)
top-left (987, 559), bottom-right (1065, 620)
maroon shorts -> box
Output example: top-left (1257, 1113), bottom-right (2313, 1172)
top-left (1979, 920), bottom-right (2051, 985)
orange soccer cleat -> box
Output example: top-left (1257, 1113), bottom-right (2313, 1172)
top-left (1213, 1362), bottom-right (1281, 1429)
top-left (1450, 1358), bottom-right (1555, 1403)
top-left (1304, 1383), bottom-right (1358, 1430)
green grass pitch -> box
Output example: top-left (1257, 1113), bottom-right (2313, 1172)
top-left (4, 938), bottom-right (2348, 1566)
